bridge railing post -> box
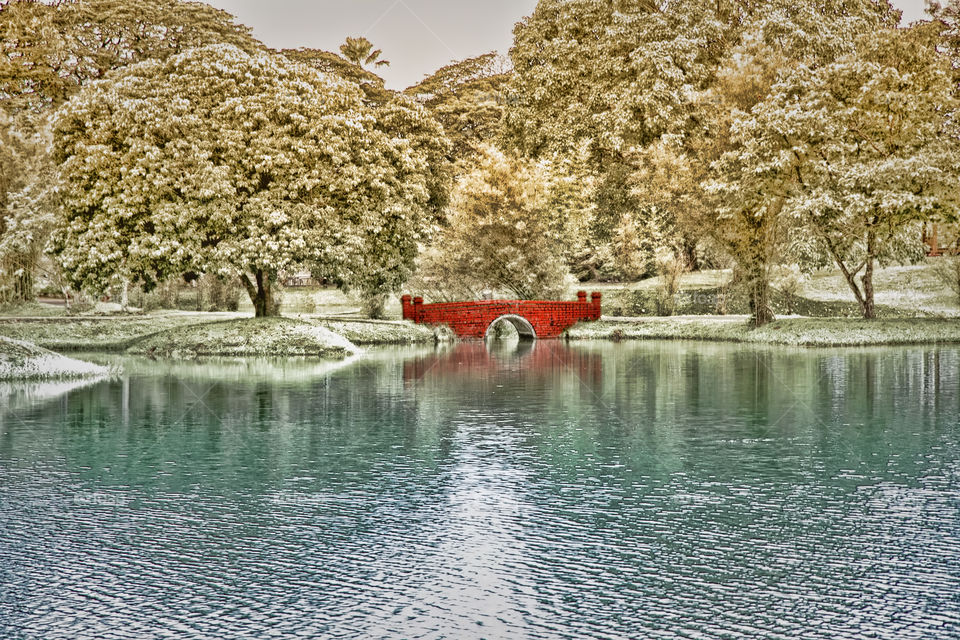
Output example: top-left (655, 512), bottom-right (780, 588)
top-left (591, 292), bottom-right (602, 320)
top-left (413, 296), bottom-right (424, 323)
top-left (401, 295), bottom-right (413, 321)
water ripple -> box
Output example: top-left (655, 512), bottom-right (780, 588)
top-left (1, 343), bottom-right (958, 639)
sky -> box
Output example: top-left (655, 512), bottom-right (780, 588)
top-left (201, 0), bottom-right (932, 91)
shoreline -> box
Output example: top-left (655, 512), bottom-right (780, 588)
top-left (566, 316), bottom-right (960, 348)
top-left (2, 314), bottom-right (960, 380)
top-left (0, 336), bottom-right (113, 381)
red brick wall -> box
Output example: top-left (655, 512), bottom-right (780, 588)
top-left (401, 292), bottom-right (601, 339)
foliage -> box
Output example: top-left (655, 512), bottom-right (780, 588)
top-left (279, 46), bottom-right (394, 105)
top-left (412, 145), bottom-right (577, 300)
top-left (0, 0), bottom-right (260, 111)
top-left (759, 26), bottom-right (960, 318)
top-left (405, 52), bottom-right (511, 164)
top-left (1, 0), bottom-right (261, 302)
top-left (771, 265), bottom-right (809, 315)
top-left (339, 36), bottom-right (389, 69)
top-left (282, 40), bottom-right (452, 318)
top-left (653, 248), bottom-right (688, 316)
top-left (503, 1), bottom-right (733, 277)
top-left (929, 1), bottom-right (960, 77)
top-left (51, 44), bottom-right (450, 317)
top-left (0, 109), bottom-right (55, 302)
top-left (504, 0), bottom-right (728, 163)
top-left (633, 0), bottom-right (903, 325)
top-left (932, 256), bottom-right (960, 305)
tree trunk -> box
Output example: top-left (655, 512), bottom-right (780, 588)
top-left (861, 227), bottom-right (876, 320)
top-left (13, 265), bottom-right (33, 302)
top-left (681, 236), bottom-right (698, 272)
top-left (241, 269), bottom-right (278, 317)
top-left (748, 266), bottom-right (774, 328)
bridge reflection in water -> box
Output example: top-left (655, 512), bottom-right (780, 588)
top-left (402, 340), bottom-right (603, 392)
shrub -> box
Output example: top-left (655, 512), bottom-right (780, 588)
top-left (932, 256), bottom-right (960, 307)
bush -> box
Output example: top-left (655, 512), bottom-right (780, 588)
top-left (932, 256), bottom-right (960, 306)
top-left (771, 264), bottom-right (809, 315)
top-left (654, 249), bottom-right (687, 316)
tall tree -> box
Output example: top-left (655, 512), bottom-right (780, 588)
top-left (503, 0), bottom-right (732, 274)
top-left (630, 0), bottom-right (901, 325)
top-left (51, 44), bottom-right (450, 317)
top-left (0, 0), bottom-right (259, 111)
top-left (0, 0), bottom-right (260, 301)
top-left (757, 26), bottom-right (960, 318)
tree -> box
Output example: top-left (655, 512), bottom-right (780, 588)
top-left (628, 0), bottom-right (902, 325)
top-left (760, 26), bottom-right (960, 318)
top-left (413, 145), bottom-right (579, 300)
top-left (339, 36), bottom-right (389, 70)
top-left (280, 45), bottom-right (394, 106)
top-left (51, 44), bottom-right (450, 317)
top-left (503, 0), bottom-right (733, 276)
top-left (929, 1), bottom-right (960, 65)
top-left (0, 110), bottom-right (55, 303)
top-left (1, 0), bottom-right (260, 301)
top-left (503, 0), bottom-right (726, 162)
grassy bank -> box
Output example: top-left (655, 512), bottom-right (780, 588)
top-left (0, 312), bottom-right (246, 351)
top-left (0, 336), bottom-right (112, 380)
top-left (127, 317), bottom-right (357, 358)
top-left (0, 312), bottom-right (436, 360)
top-left (568, 316), bottom-right (960, 347)
top-left (312, 318), bottom-right (436, 345)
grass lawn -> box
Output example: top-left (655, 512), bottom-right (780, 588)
top-left (127, 317), bottom-right (357, 358)
top-left (0, 310), bottom-right (436, 357)
top-left (590, 259), bottom-right (959, 319)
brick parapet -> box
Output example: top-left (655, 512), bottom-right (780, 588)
top-left (400, 291), bottom-right (602, 339)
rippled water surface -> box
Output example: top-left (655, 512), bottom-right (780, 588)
top-left (1, 341), bottom-right (959, 639)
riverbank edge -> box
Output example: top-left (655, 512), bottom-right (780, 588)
top-left (0, 336), bottom-right (113, 380)
top-left (3, 315), bottom-right (960, 378)
top-left (566, 316), bottom-right (960, 347)
top-left (0, 315), bottom-right (439, 354)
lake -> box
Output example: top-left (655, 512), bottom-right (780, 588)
top-left (1, 341), bottom-right (958, 639)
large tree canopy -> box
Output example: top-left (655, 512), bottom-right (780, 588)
top-left (0, 0), bottom-right (259, 111)
top-left (504, 0), bottom-right (727, 164)
top-left (51, 44), bottom-right (450, 316)
top-left (0, 0), bottom-right (261, 302)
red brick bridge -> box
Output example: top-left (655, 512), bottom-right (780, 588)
top-left (400, 291), bottom-right (602, 340)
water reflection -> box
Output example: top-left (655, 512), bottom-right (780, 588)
top-left (1, 341), bottom-right (958, 639)
top-left (403, 340), bottom-right (603, 388)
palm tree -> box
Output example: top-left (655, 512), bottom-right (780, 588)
top-left (339, 36), bottom-right (390, 70)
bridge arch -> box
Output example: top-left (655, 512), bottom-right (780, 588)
top-left (484, 314), bottom-right (536, 341)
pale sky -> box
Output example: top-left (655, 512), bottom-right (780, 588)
top-left (201, 0), bottom-right (931, 91)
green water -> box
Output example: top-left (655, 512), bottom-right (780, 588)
top-left (1, 341), bottom-right (958, 639)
